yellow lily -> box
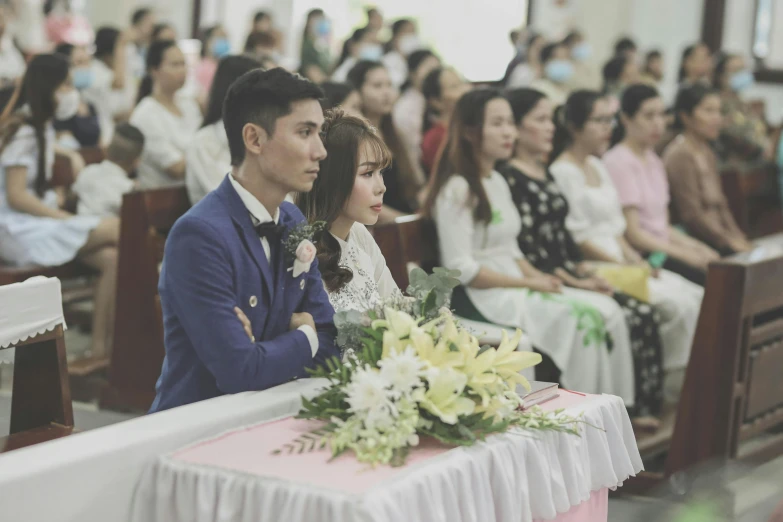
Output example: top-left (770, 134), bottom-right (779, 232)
top-left (411, 330), bottom-right (464, 368)
top-left (458, 340), bottom-right (503, 406)
top-left (372, 308), bottom-right (418, 340)
top-left (415, 368), bottom-right (475, 424)
top-left (491, 329), bottom-right (542, 392)
top-left (381, 330), bottom-right (408, 360)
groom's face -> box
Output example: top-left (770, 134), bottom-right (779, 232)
top-left (257, 99), bottom-right (327, 193)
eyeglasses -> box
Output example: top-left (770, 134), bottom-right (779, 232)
top-left (587, 116), bottom-right (616, 127)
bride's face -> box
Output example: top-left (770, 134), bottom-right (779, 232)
top-left (341, 142), bottom-right (386, 226)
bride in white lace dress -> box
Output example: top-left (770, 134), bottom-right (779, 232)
top-left (296, 109), bottom-right (401, 312)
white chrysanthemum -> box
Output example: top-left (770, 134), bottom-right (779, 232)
top-left (345, 365), bottom-right (390, 414)
top-left (378, 346), bottom-right (425, 397)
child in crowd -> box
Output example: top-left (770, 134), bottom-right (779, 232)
top-left (73, 123), bottom-right (144, 217)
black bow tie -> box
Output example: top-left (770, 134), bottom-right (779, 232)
top-left (254, 221), bottom-right (285, 242)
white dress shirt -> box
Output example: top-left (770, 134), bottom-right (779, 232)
top-left (228, 174), bottom-right (319, 357)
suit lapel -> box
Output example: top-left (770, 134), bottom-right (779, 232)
top-left (216, 177), bottom-right (275, 304)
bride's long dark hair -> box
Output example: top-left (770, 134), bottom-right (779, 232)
top-left (296, 109), bottom-right (391, 293)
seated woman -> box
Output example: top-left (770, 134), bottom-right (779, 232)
top-left (0, 54), bottom-right (119, 358)
top-left (677, 42), bottom-right (713, 87)
top-left (130, 40), bottom-right (202, 189)
top-left (422, 88), bottom-right (636, 410)
top-left (530, 42), bottom-right (573, 106)
top-left (297, 109), bottom-right (399, 312)
top-left (420, 66), bottom-right (469, 175)
top-left (53, 43), bottom-right (102, 148)
top-left (663, 83), bottom-right (752, 255)
top-left (185, 55), bottom-right (260, 205)
top-left (393, 49), bottom-right (440, 169)
top-left (604, 84), bottom-right (719, 286)
top-left (501, 88), bottom-right (664, 424)
top-left (331, 27), bottom-right (382, 83)
top-left (194, 25), bottom-right (231, 96)
top-left (713, 53), bottom-right (770, 171)
top-left (549, 89), bottom-right (703, 402)
top-left (348, 60), bottom-right (425, 221)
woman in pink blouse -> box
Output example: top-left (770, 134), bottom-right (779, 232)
top-left (603, 84), bottom-right (718, 285)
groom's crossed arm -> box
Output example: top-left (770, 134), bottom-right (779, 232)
top-left (163, 217), bottom-right (338, 394)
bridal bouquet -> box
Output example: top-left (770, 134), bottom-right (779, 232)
top-left (276, 268), bottom-right (586, 467)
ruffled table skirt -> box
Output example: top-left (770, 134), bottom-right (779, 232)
top-left (130, 391), bottom-right (642, 522)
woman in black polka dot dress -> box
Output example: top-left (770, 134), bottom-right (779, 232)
top-left (503, 88), bottom-right (664, 426)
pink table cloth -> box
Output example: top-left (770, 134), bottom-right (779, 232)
top-left (130, 392), bottom-right (641, 522)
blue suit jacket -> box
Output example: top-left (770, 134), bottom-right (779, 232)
top-left (149, 176), bottom-right (338, 413)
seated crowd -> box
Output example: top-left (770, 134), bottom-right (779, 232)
top-left (0, 5), bottom-right (780, 433)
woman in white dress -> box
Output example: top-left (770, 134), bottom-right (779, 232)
top-left (185, 55), bottom-right (261, 205)
top-left (296, 109), bottom-right (399, 312)
top-left (0, 54), bottom-right (119, 358)
top-left (421, 89), bottom-right (635, 406)
top-left (549, 90), bottom-right (703, 401)
top-left (130, 39), bottom-right (202, 189)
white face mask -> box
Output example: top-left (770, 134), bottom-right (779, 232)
top-left (398, 34), bottom-right (421, 56)
top-left (55, 89), bottom-right (80, 121)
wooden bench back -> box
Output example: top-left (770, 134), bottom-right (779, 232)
top-left (1, 325), bottom-right (74, 453)
top-left (372, 214), bottom-right (439, 290)
top-left (666, 234), bottom-right (783, 475)
top-left (102, 187), bottom-right (190, 411)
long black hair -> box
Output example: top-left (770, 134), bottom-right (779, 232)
top-left (202, 55), bottom-right (261, 128)
top-left (137, 39), bottom-right (178, 104)
top-left (421, 66), bottom-right (444, 133)
top-left (0, 54), bottom-right (70, 197)
top-left (296, 109), bottom-right (391, 292)
top-left (551, 89), bottom-right (603, 163)
top-left (423, 88), bottom-right (505, 224)
top-left (611, 83), bottom-right (660, 146)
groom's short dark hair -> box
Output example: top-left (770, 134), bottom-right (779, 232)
top-left (223, 68), bottom-right (324, 166)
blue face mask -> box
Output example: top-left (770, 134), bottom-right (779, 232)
top-left (571, 42), bottom-right (591, 62)
top-left (358, 43), bottom-right (383, 61)
top-left (315, 18), bottom-right (331, 38)
top-left (72, 67), bottom-right (94, 90)
top-left (211, 38), bottom-right (231, 59)
top-left (545, 59), bottom-right (574, 84)
top-left (729, 70), bottom-right (754, 92)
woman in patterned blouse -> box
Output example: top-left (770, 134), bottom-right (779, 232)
top-left (501, 88), bottom-right (665, 429)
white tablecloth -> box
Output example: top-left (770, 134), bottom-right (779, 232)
top-left (129, 393), bottom-right (643, 522)
top-left (0, 276), bottom-right (65, 364)
top-left (0, 379), bottom-right (330, 522)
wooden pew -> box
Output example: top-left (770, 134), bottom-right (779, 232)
top-left (100, 186), bottom-right (190, 412)
top-left (721, 163), bottom-right (783, 239)
top-left (0, 325), bottom-right (75, 453)
top-left (627, 234), bottom-right (783, 492)
top-left (372, 214), bottom-right (438, 288)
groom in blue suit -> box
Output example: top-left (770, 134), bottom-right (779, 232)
top-left (149, 68), bottom-right (339, 413)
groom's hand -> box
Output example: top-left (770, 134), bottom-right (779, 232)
top-left (289, 312), bottom-right (315, 332)
top-left (234, 307), bottom-right (254, 342)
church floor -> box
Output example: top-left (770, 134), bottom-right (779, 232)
top-left (1, 329), bottom-right (781, 521)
